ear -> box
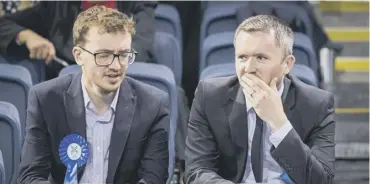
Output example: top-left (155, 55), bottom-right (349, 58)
top-left (283, 55), bottom-right (295, 75)
top-left (72, 46), bottom-right (84, 66)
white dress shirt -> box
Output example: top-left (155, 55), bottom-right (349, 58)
top-left (242, 83), bottom-right (293, 183)
top-left (79, 77), bottom-right (120, 184)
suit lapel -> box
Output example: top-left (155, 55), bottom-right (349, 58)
top-left (63, 72), bottom-right (87, 178)
top-left (106, 78), bottom-right (137, 183)
top-left (282, 75), bottom-right (296, 123)
top-left (227, 82), bottom-right (249, 181)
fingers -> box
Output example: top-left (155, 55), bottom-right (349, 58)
top-left (243, 88), bottom-right (257, 107)
top-left (242, 75), bottom-right (263, 93)
top-left (269, 77), bottom-right (278, 92)
top-left (45, 44), bottom-right (56, 64)
top-left (28, 43), bottom-right (55, 64)
top-left (37, 45), bottom-right (47, 60)
top-left (245, 74), bottom-right (269, 91)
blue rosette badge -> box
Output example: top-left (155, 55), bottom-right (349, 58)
top-left (59, 134), bottom-right (89, 184)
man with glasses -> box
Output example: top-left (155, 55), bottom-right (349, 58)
top-left (18, 6), bottom-right (169, 184)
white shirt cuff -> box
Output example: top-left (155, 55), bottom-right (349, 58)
top-left (269, 121), bottom-right (293, 148)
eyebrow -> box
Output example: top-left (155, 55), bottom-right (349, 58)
top-left (253, 53), bottom-right (269, 57)
top-left (237, 52), bottom-right (269, 56)
top-left (95, 48), bottom-right (131, 53)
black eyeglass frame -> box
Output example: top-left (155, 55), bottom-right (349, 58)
top-left (78, 46), bottom-right (138, 66)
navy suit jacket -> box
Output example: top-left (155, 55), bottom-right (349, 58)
top-left (18, 72), bottom-right (169, 184)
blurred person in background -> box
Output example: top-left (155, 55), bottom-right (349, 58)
top-left (0, 1), bottom-right (157, 79)
top-left (1, 1), bottom-right (39, 15)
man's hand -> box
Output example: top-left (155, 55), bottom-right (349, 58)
top-left (240, 74), bottom-right (288, 132)
top-left (17, 29), bottom-right (56, 64)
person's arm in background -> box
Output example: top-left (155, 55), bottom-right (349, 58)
top-left (126, 2), bottom-right (157, 63)
top-left (0, 2), bottom-right (55, 63)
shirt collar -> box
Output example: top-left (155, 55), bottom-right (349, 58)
top-left (246, 81), bottom-right (284, 112)
top-left (81, 75), bottom-right (120, 112)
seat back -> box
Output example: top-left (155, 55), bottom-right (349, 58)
top-left (59, 63), bottom-right (178, 179)
top-left (200, 2), bottom-right (313, 51)
top-left (58, 65), bottom-right (80, 77)
top-left (293, 33), bottom-right (318, 75)
top-left (200, 3), bottom-right (243, 48)
top-left (0, 56), bottom-right (45, 85)
top-left (155, 32), bottom-right (182, 85)
top-left (235, 2), bottom-right (313, 38)
top-left (200, 32), bottom-right (234, 74)
top-left (0, 64), bottom-right (32, 138)
top-left (0, 149), bottom-right (5, 184)
top-left (0, 101), bottom-right (21, 184)
top-left (200, 63), bottom-right (236, 81)
top-left (200, 63), bottom-right (318, 87)
top-left (290, 64), bottom-right (318, 87)
top-left (155, 4), bottom-right (182, 48)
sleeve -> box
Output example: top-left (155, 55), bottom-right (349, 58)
top-left (0, 2), bottom-right (48, 55)
top-left (137, 92), bottom-right (170, 184)
top-left (269, 121), bottom-right (293, 148)
top-left (17, 87), bottom-right (52, 184)
top-left (271, 94), bottom-right (336, 184)
top-left (184, 81), bottom-right (234, 184)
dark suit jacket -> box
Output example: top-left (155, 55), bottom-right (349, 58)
top-left (0, 1), bottom-right (157, 63)
top-left (185, 75), bottom-right (335, 184)
top-left (18, 72), bottom-right (169, 184)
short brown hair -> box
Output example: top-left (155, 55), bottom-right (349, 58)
top-left (234, 15), bottom-right (293, 56)
top-left (73, 5), bottom-right (136, 46)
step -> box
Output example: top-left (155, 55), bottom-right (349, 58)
top-left (340, 42), bottom-right (369, 57)
top-left (321, 12), bottom-right (369, 27)
top-left (325, 27), bottom-right (369, 42)
top-left (335, 57), bottom-right (369, 72)
top-left (335, 121), bottom-right (369, 142)
top-left (336, 71), bottom-right (369, 84)
top-left (336, 113), bottom-right (369, 123)
top-left (334, 82), bottom-right (369, 108)
top-left (320, 1), bottom-right (369, 13)
top-left (335, 160), bottom-right (369, 183)
top-left (336, 142), bottom-right (369, 159)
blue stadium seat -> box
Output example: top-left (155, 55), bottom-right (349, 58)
top-left (59, 63), bottom-right (178, 180)
top-left (0, 101), bottom-right (22, 184)
top-left (293, 32), bottom-right (318, 76)
top-left (290, 64), bottom-right (318, 87)
top-left (155, 4), bottom-right (182, 48)
top-left (0, 149), bottom-right (5, 184)
top-left (155, 32), bottom-right (182, 85)
top-left (58, 64), bottom-right (80, 76)
top-left (0, 56), bottom-right (45, 85)
top-left (200, 2), bottom-right (313, 49)
top-left (200, 63), bottom-right (318, 87)
top-left (200, 3), bottom-right (242, 48)
top-left (0, 63), bottom-right (32, 137)
top-left (200, 63), bottom-right (235, 81)
top-left (199, 32), bottom-right (234, 75)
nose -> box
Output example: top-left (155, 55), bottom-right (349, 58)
top-left (242, 57), bottom-right (258, 74)
top-left (108, 55), bottom-right (121, 70)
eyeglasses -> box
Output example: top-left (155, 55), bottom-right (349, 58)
top-left (78, 46), bottom-right (137, 66)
